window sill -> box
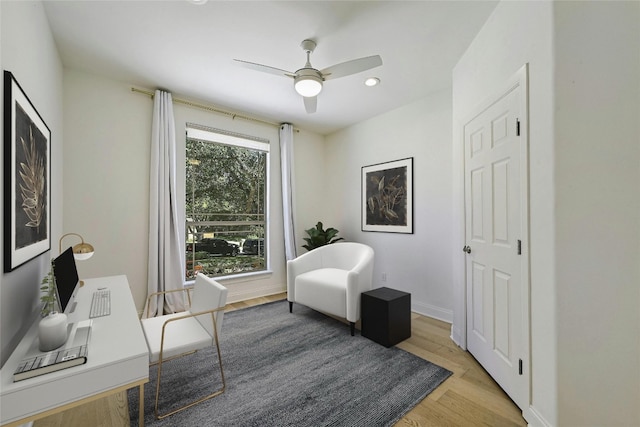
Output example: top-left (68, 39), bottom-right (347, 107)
top-left (184, 269), bottom-right (273, 287)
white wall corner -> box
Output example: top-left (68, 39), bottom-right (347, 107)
top-left (450, 324), bottom-right (466, 350)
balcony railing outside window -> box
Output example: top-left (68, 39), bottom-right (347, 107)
top-left (185, 214), bottom-right (265, 280)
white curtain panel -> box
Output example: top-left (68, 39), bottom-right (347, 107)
top-left (280, 123), bottom-right (297, 261)
top-left (147, 90), bottom-right (185, 317)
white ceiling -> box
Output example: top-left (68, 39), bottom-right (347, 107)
top-left (42, 0), bottom-right (497, 135)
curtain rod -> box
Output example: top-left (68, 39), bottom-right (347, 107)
top-left (131, 87), bottom-right (298, 131)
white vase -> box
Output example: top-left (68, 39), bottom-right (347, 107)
top-left (39, 312), bottom-right (68, 351)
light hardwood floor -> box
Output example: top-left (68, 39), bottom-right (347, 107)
top-left (35, 293), bottom-right (526, 427)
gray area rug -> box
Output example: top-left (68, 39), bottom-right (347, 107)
top-left (129, 300), bottom-right (451, 426)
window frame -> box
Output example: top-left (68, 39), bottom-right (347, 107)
top-left (184, 124), bottom-right (270, 283)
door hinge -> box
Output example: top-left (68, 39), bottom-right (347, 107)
top-left (517, 239), bottom-right (522, 255)
top-left (519, 359), bottom-right (523, 375)
top-left (516, 119), bottom-right (521, 136)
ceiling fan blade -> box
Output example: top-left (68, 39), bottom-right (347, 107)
top-left (320, 55), bottom-right (382, 81)
top-left (234, 59), bottom-right (295, 78)
top-left (304, 96), bottom-right (317, 114)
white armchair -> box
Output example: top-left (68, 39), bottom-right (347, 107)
top-left (287, 242), bottom-right (374, 335)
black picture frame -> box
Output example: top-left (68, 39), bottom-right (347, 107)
top-left (361, 157), bottom-right (413, 233)
top-left (4, 71), bottom-right (51, 272)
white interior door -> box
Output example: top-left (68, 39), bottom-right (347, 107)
top-left (463, 74), bottom-right (528, 410)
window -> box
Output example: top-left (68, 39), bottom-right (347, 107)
top-left (185, 124), bottom-right (268, 281)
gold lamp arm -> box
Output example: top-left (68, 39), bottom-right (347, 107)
top-left (59, 232), bottom-right (95, 260)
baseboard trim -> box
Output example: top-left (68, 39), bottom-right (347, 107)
top-left (411, 301), bottom-right (453, 323)
top-left (524, 405), bottom-right (554, 427)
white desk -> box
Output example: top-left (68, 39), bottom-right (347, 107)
top-left (0, 275), bottom-right (149, 427)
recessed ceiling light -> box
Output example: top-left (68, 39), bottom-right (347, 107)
top-left (188, 0), bottom-right (208, 4)
top-left (365, 77), bottom-right (380, 87)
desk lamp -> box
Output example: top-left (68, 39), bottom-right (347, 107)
top-left (59, 232), bottom-right (95, 260)
top-left (59, 232), bottom-right (95, 287)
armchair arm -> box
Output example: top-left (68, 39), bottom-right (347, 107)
top-left (145, 286), bottom-right (194, 318)
top-left (286, 251), bottom-right (322, 301)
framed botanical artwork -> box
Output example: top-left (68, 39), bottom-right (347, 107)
top-left (361, 157), bottom-right (413, 233)
top-left (3, 71), bottom-right (51, 272)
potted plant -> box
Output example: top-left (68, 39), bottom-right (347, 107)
top-left (40, 266), bottom-right (57, 317)
top-left (302, 221), bottom-right (344, 251)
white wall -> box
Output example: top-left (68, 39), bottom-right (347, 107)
top-left (553, 2), bottom-right (640, 425)
top-left (62, 69), bottom-right (152, 311)
top-left (290, 129), bottom-right (326, 257)
top-left (324, 90), bottom-right (454, 321)
top-left (0, 1), bottom-right (64, 366)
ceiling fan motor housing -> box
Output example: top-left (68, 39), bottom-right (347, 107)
top-left (300, 39), bottom-right (317, 53)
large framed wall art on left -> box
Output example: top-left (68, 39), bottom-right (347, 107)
top-left (3, 70), bottom-right (51, 272)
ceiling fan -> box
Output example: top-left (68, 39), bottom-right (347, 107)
top-left (234, 39), bottom-right (382, 114)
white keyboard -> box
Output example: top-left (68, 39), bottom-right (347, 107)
top-left (89, 289), bottom-right (111, 318)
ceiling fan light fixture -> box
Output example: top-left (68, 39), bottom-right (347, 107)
top-left (294, 72), bottom-right (323, 97)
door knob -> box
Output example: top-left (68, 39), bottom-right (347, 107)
top-left (462, 245), bottom-right (471, 254)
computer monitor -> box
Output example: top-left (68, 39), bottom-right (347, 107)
top-left (52, 246), bottom-right (80, 313)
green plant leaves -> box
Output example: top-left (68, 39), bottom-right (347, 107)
top-left (302, 221), bottom-right (344, 251)
top-left (40, 267), bottom-right (57, 316)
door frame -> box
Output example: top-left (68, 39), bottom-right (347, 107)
top-left (458, 63), bottom-right (531, 410)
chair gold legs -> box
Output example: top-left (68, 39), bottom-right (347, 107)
top-left (153, 315), bottom-right (226, 420)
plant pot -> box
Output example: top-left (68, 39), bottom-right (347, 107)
top-left (39, 312), bottom-right (68, 351)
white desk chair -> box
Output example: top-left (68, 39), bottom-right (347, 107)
top-left (141, 274), bottom-right (228, 419)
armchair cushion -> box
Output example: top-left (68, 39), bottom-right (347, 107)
top-left (295, 268), bottom-right (349, 318)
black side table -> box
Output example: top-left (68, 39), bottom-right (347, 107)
top-left (361, 287), bottom-right (411, 347)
